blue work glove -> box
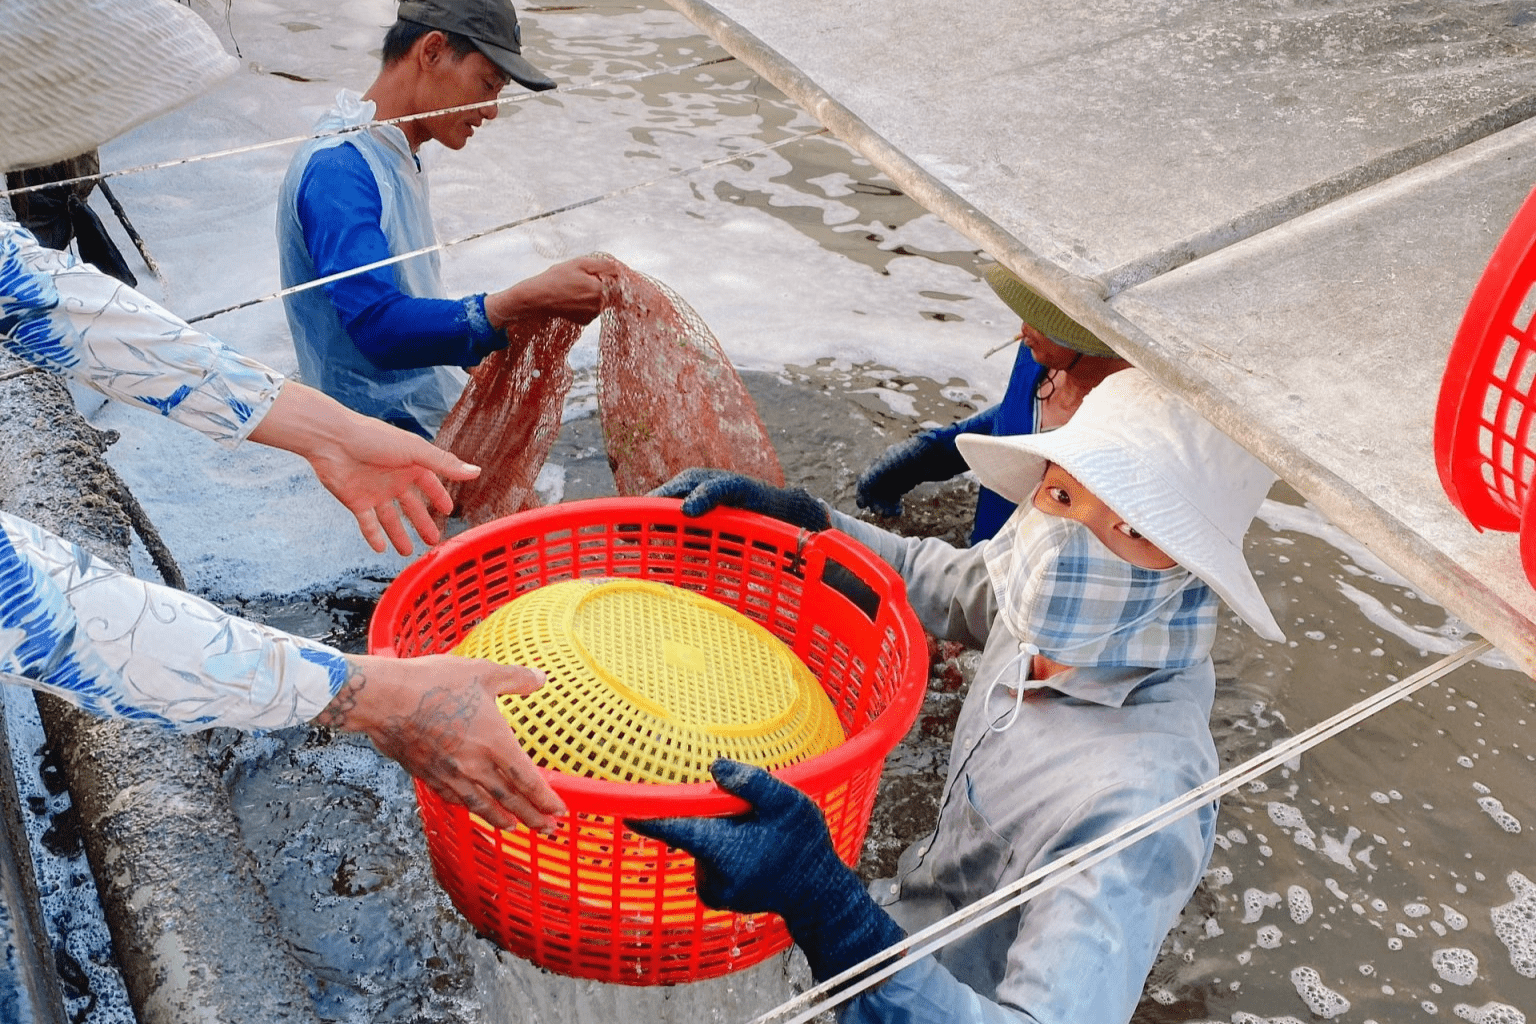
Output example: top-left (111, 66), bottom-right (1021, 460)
top-left (854, 404), bottom-right (999, 517)
top-left (651, 468), bottom-right (831, 532)
top-left (626, 759), bottom-right (905, 983)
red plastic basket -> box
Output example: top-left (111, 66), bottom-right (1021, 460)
top-left (1436, 184), bottom-right (1536, 587)
top-left (368, 498), bottom-right (927, 985)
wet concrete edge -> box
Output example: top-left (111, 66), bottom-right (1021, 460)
top-left (0, 352), bottom-right (321, 1024)
top-left (660, 0), bottom-right (1535, 675)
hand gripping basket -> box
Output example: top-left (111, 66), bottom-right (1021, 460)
top-left (368, 498), bottom-right (928, 985)
top-left (1436, 184), bottom-right (1536, 587)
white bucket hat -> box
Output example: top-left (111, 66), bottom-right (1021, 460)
top-left (956, 368), bottom-right (1285, 643)
top-left (0, 0), bottom-right (238, 173)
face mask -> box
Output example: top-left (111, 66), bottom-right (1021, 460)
top-left (982, 506), bottom-right (1218, 672)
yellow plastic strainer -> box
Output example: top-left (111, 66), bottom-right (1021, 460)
top-left (452, 578), bottom-right (844, 783)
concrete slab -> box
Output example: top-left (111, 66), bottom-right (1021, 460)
top-left (665, 0), bottom-right (1536, 674)
top-left (669, 0), bottom-right (1536, 287)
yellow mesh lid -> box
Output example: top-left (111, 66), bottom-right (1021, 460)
top-left (452, 578), bottom-right (845, 783)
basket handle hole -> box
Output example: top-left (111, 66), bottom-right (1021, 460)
top-left (820, 557), bottom-right (880, 622)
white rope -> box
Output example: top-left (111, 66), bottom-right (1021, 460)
top-left (183, 126), bottom-right (827, 324)
top-left (0, 55), bottom-right (737, 200)
top-left (749, 638), bottom-right (1493, 1024)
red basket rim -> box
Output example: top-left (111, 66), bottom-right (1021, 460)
top-left (1435, 183), bottom-right (1536, 531)
top-left (369, 497), bottom-right (929, 818)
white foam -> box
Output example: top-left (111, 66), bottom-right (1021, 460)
top-left (1242, 887), bottom-right (1281, 924)
top-left (1454, 1001), bottom-right (1526, 1024)
top-left (1289, 966), bottom-right (1351, 1018)
top-left (1491, 870), bottom-right (1536, 977)
top-left (1256, 924), bottom-right (1283, 948)
top-left (1430, 947), bottom-right (1479, 986)
top-left (1477, 796), bottom-right (1523, 834)
top-left (1287, 885), bottom-right (1314, 924)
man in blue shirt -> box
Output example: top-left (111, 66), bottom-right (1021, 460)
top-left (278, 0), bottom-right (615, 438)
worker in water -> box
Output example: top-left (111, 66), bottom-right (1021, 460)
top-left (277, 0), bottom-right (618, 440)
top-left (640, 367), bottom-right (1286, 1024)
top-left (0, 0), bottom-right (563, 832)
top-left (857, 263), bottom-right (1131, 545)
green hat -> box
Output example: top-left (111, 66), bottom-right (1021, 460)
top-left (983, 264), bottom-right (1118, 358)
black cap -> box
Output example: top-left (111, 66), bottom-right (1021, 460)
top-left (397, 0), bottom-right (556, 92)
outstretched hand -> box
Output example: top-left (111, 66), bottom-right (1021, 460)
top-left (627, 759), bottom-right (902, 981)
top-left (319, 654), bottom-right (566, 833)
top-left (248, 382), bottom-right (479, 555)
top-left (302, 415), bottom-right (477, 556)
top-left (650, 468), bottom-right (831, 532)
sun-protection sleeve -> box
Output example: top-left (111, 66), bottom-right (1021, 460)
top-left (0, 220), bottom-right (282, 447)
top-left (829, 509), bottom-right (1000, 649)
top-left (838, 955), bottom-right (1038, 1024)
top-left (295, 144), bottom-right (503, 370)
top-left (0, 510), bottom-right (345, 731)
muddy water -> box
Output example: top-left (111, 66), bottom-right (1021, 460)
top-left (213, 2), bottom-right (1536, 1023)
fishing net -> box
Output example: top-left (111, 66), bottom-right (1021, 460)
top-left (435, 253), bottom-right (782, 525)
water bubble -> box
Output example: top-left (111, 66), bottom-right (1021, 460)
top-left (1205, 865), bottom-right (1234, 887)
top-left (1370, 791), bottom-right (1392, 804)
top-left (1491, 871), bottom-right (1536, 977)
top-left (1442, 904), bottom-right (1469, 930)
top-left (1453, 1001), bottom-right (1527, 1023)
top-left (1457, 756), bottom-right (1475, 768)
top-left (1477, 796), bottom-right (1522, 833)
top-left (1389, 937), bottom-right (1404, 951)
top-left (1359, 963), bottom-right (1375, 975)
top-left (1256, 923), bottom-right (1283, 948)
top-left (1287, 885), bottom-right (1314, 924)
top-left (1406, 902), bottom-right (1432, 918)
top-left (1431, 947), bottom-right (1479, 985)
top-left (1289, 966), bottom-right (1351, 1018)
top-left (1243, 887), bottom-right (1281, 924)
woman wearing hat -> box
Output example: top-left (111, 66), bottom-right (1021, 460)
top-left (857, 264), bottom-right (1130, 544)
top-left (641, 369), bottom-right (1285, 1024)
top-left (0, 0), bottom-right (564, 831)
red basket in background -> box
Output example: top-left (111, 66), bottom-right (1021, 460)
top-left (1435, 184), bottom-right (1536, 587)
top-left (368, 498), bottom-right (928, 985)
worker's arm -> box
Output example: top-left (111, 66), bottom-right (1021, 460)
top-left (0, 510), bottom-right (564, 830)
top-left (844, 784), bottom-right (1213, 1024)
top-left (1, 220), bottom-right (476, 554)
top-left (295, 145), bottom-right (502, 370)
top-left (1, 221), bottom-right (280, 446)
top-left (650, 471), bottom-right (1001, 648)
top-left (295, 146), bottom-right (612, 369)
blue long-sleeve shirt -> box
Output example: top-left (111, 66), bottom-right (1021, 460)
top-left (294, 144), bottom-right (503, 371)
top-left (278, 90), bottom-right (494, 437)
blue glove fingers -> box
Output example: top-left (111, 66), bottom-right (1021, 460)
top-left (649, 467), bottom-right (728, 500)
top-left (626, 811), bottom-right (778, 915)
top-left (625, 814), bottom-right (732, 855)
top-left (708, 758), bottom-right (819, 823)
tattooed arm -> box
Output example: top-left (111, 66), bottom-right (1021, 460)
top-left (318, 654), bottom-right (566, 832)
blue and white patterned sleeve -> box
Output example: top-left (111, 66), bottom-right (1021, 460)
top-left (0, 511), bottom-right (345, 731)
top-left (0, 220), bottom-right (282, 448)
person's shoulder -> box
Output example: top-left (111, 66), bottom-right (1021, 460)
top-left (294, 142), bottom-right (381, 219)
